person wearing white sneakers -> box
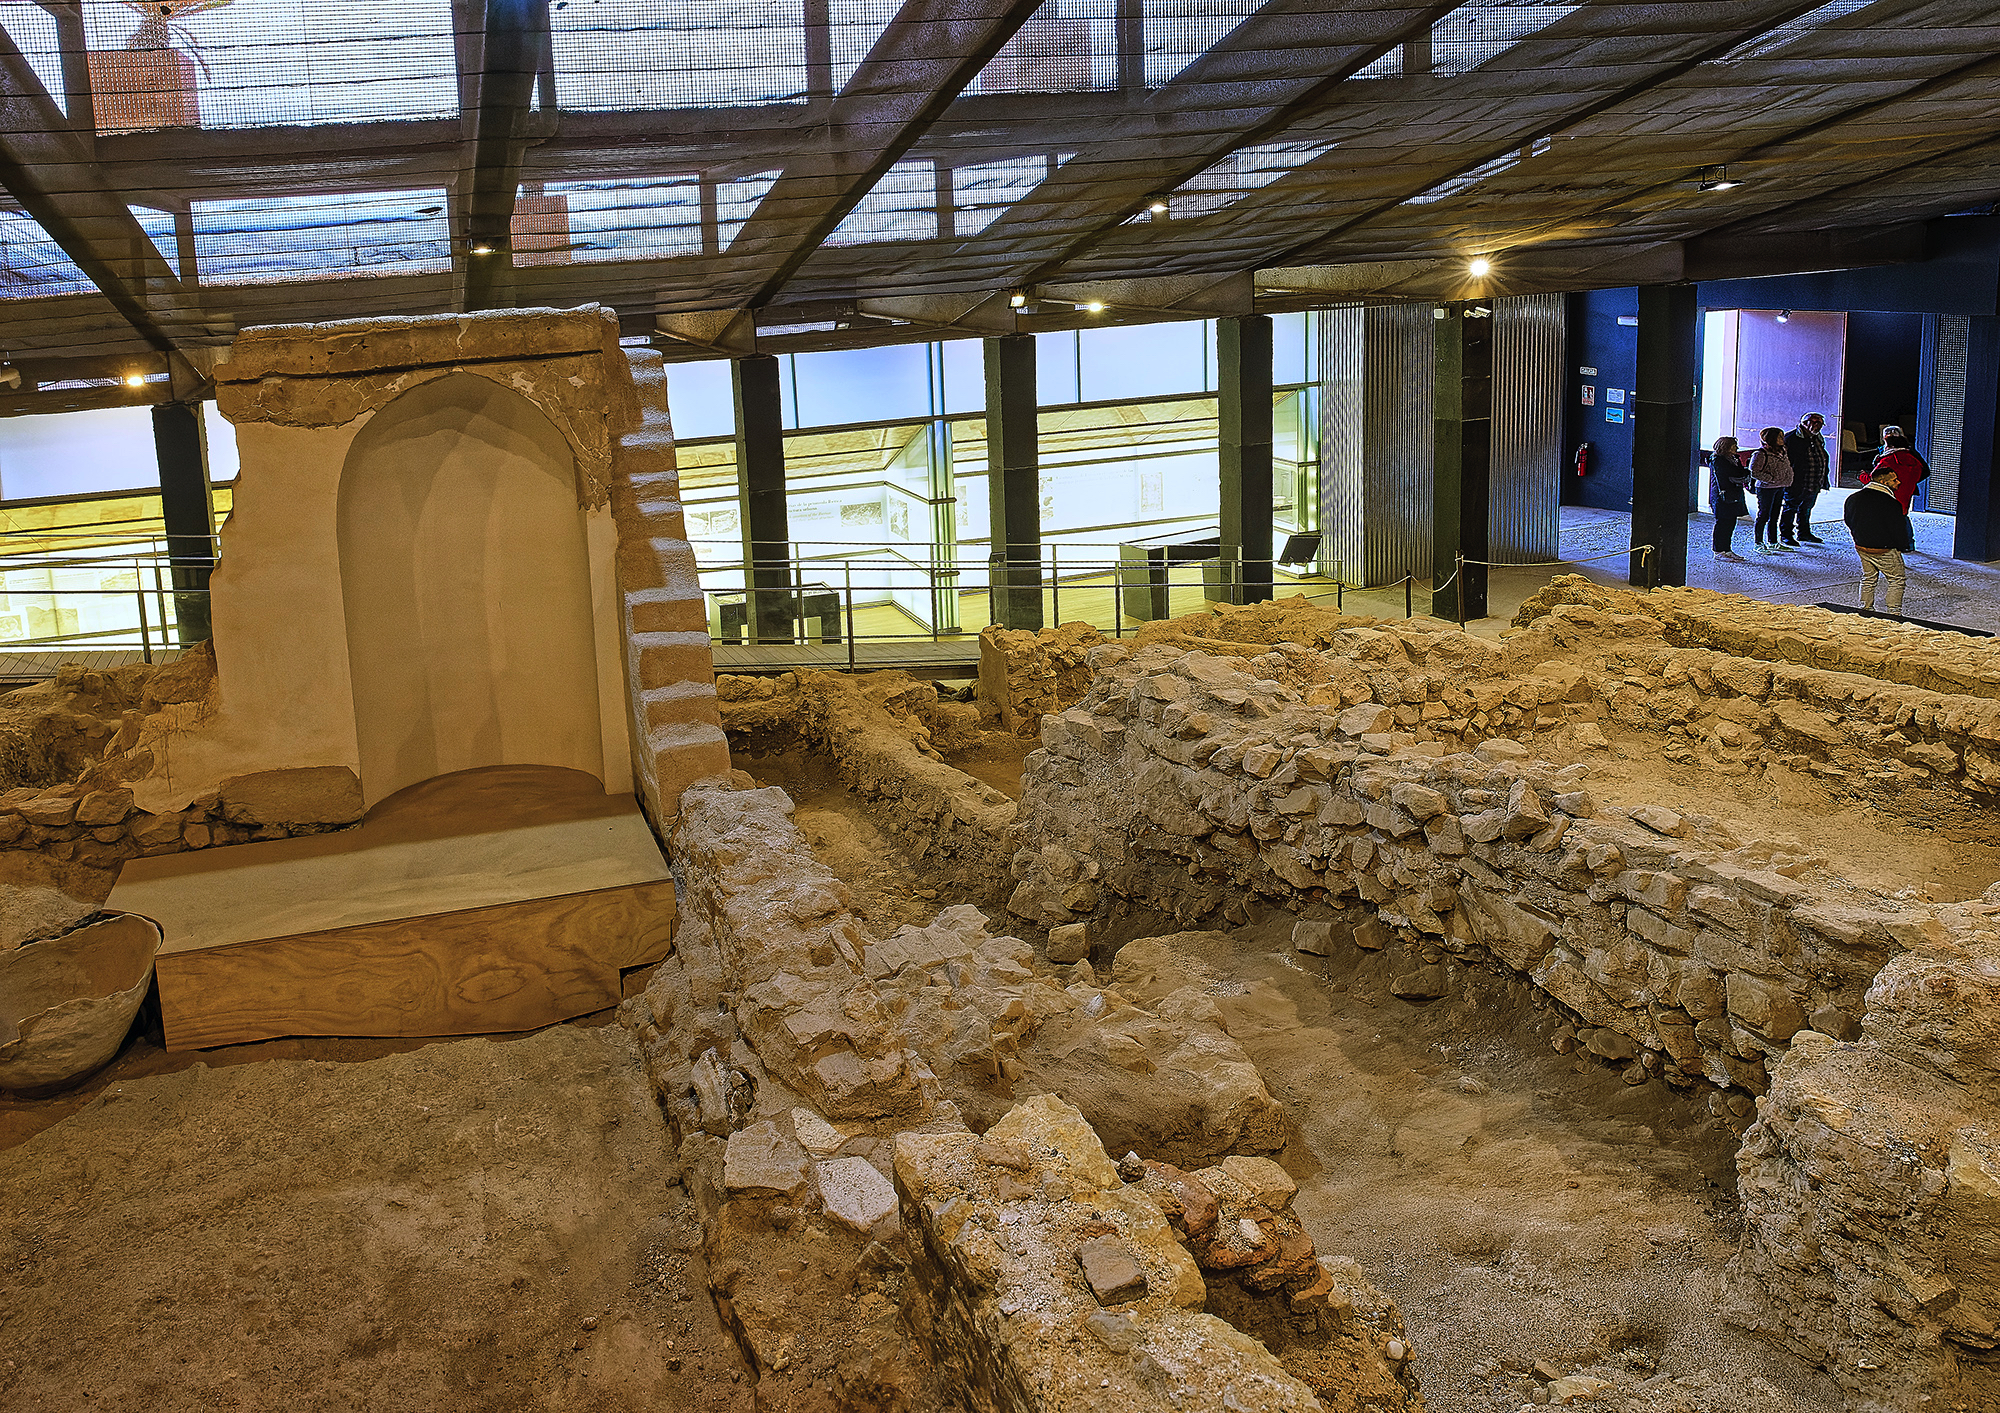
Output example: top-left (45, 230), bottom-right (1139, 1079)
top-left (1708, 435), bottom-right (1751, 560)
top-left (1748, 426), bottom-right (1793, 553)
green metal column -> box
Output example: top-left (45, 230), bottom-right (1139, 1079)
top-left (1219, 314), bottom-right (1274, 604)
top-left (984, 334), bottom-right (1042, 629)
top-left (151, 401), bottom-right (214, 645)
top-left (1432, 303), bottom-right (1491, 622)
top-left (1631, 283), bottom-right (1697, 587)
top-left (734, 354), bottom-right (791, 643)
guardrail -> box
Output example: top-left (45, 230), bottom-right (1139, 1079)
top-left (0, 537), bottom-right (217, 662)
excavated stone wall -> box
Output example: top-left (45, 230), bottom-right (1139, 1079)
top-left (999, 592), bottom-right (2000, 1411)
top-left (619, 779), bottom-right (1419, 1412)
top-left (715, 670), bottom-right (1013, 901)
top-left (979, 623), bottom-right (1107, 735)
top-left (1736, 930), bottom-right (2000, 1413)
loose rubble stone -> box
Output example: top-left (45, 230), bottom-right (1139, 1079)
top-left (722, 1122), bottom-right (811, 1201)
top-left (1077, 1234), bottom-right (1150, 1305)
top-left (814, 1156), bottom-right (897, 1233)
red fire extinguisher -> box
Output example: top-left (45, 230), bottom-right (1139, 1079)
top-left (1573, 442), bottom-right (1593, 477)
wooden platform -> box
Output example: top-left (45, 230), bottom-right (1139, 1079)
top-left (711, 637), bottom-right (983, 677)
top-left (109, 766), bottom-right (674, 1049)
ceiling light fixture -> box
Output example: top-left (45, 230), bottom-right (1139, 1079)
top-left (1697, 165), bottom-right (1739, 192)
top-left (470, 242), bottom-right (496, 255)
top-left (1083, 300), bottom-right (1107, 313)
top-left (1145, 195), bottom-right (1169, 214)
top-left (122, 373), bottom-right (147, 388)
top-left (1776, 309), bottom-right (1791, 323)
top-left (1468, 256), bottom-right (1492, 278)
top-left (1008, 290), bottom-right (1027, 309)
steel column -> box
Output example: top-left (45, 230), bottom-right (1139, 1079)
top-left (1631, 284), bottom-right (1698, 587)
top-left (1220, 315), bottom-right (1274, 605)
top-left (1432, 304), bottom-right (1491, 622)
top-left (152, 402), bottom-right (214, 645)
top-left (1951, 316), bottom-right (2000, 562)
top-left (984, 334), bottom-right (1042, 629)
top-left (734, 355), bottom-right (792, 643)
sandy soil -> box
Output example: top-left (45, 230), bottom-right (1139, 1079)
top-left (1128, 920), bottom-right (1846, 1413)
top-left (1565, 724), bottom-right (2000, 906)
top-left (942, 733), bottom-right (1033, 799)
top-left (0, 1025), bottom-right (754, 1413)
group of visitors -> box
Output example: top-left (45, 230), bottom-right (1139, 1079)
top-left (1707, 413), bottom-right (1931, 615)
top-left (1707, 414), bottom-right (1831, 558)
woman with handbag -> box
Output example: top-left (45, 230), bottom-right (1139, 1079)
top-left (1748, 426), bottom-right (1794, 553)
top-left (1708, 436), bottom-right (1752, 560)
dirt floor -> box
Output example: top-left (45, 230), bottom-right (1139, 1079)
top-left (0, 1024), bottom-right (754, 1413)
top-left (1575, 723), bottom-right (2000, 907)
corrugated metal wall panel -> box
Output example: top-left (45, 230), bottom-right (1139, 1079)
top-left (1363, 304), bottom-right (1435, 584)
top-left (1490, 292), bottom-right (1563, 563)
top-left (1925, 314), bottom-right (1967, 515)
top-left (1317, 305), bottom-right (1365, 581)
top-left (1317, 303), bottom-right (1435, 585)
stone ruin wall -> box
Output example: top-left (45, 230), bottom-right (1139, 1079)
top-left (999, 586), bottom-right (2000, 1413)
top-left (713, 669), bottom-right (1016, 902)
top-left (617, 780), bottom-right (1423, 1413)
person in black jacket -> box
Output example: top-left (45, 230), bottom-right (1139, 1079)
top-left (1781, 413), bottom-right (1830, 545)
top-left (1707, 435), bottom-right (1751, 559)
top-left (1842, 469), bottom-right (1911, 614)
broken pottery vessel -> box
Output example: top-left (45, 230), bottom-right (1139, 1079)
top-left (0, 912), bottom-right (160, 1090)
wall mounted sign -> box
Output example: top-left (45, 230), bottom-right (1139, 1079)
top-left (1581, 385), bottom-right (1596, 406)
top-left (1605, 408), bottom-right (1625, 424)
top-left (1606, 387), bottom-right (1626, 404)
top-left (1579, 366), bottom-right (1598, 376)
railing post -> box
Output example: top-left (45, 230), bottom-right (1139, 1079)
top-left (135, 590), bottom-right (152, 664)
top-left (844, 563), bottom-right (857, 672)
top-left (1456, 554), bottom-right (1466, 629)
top-left (1050, 543), bottom-right (1060, 628)
top-left (1112, 551), bottom-right (1122, 638)
top-left (1405, 574), bottom-right (1412, 620)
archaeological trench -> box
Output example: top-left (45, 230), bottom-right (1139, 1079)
top-left (3, 314), bottom-right (1999, 1413)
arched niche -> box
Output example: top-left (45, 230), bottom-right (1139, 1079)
top-left (338, 372), bottom-right (605, 806)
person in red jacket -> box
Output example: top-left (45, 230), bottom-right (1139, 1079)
top-left (1862, 430), bottom-right (1929, 515)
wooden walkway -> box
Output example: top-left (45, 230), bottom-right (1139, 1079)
top-left (711, 638), bottom-right (983, 676)
top-left (0, 646), bottom-right (181, 686)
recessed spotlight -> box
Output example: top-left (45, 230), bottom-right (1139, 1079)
top-left (1083, 300), bottom-right (1106, 313)
top-left (122, 373), bottom-right (147, 388)
top-left (1698, 165), bottom-right (1739, 192)
top-left (470, 243), bottom-right (496, 255)
top-left (1145, 195), bottom-right (1169, 214)
top-left (1008, 290), bottom-right (1027, 309)
top-left (1777, 309), bottom-right (1791, 324)
top-left (1468, 256), bottom-right (1492, 278)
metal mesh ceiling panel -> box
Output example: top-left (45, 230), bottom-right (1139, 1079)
top-left (552, 0), bottom-right (810, 109)
top-left (80, 0), bottom-right (458, 133)
top-left (0, 0), bottom-right (1993, 365)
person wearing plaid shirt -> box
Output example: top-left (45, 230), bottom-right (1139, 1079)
top-left (1781, 413), bottom-right (1831, 546)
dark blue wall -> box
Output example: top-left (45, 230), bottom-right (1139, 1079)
top-left (1844, 311), bottom-right (1923, 447)
top-left (1696, 216), bottom-right (2000, 318)
top-left (1563, 288), bottom-right (1639, 510)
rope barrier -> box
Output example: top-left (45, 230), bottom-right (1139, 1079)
top-left (1454, 544), bottom-right (1655, 569)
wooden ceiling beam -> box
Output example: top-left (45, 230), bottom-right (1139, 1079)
top-left (733, 0), bottom-right (1048, 311)
top-left (458, 0), bottom-right (555, 311)
top-left (1261, 0), bottom-right (1897, 271)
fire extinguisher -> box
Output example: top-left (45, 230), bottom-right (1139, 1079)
top-left (1573, 442), bottom-right (1593, 477)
